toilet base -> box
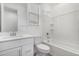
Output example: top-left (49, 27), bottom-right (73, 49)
top-left (35, 43), bottom-right (50, 56)
top-left (36, 51), bottom-right (48, 56)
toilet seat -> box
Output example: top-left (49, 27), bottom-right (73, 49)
top-left (36, 43), bottom-right (50, 53)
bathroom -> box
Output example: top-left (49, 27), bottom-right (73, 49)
top-left (0, 3), bottom-right (79, 56)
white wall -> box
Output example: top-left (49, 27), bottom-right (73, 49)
top-left (18, 4), bottom-right (42, 36)
top-left (2, 3), bottom-right (42, 36)
top-left (42, 3), bottom-right (79, 50)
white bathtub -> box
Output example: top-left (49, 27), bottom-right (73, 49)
top-left (43, 40), bottom-right (79, 56)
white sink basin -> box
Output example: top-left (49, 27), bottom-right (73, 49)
top-left (0, 35), bottom-right (25, 42)
top-left (0, 35), bottom-right (23, 39)
top-left (0, 34), bottom-right (37, 42)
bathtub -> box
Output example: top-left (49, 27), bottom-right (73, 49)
top-left (43, 39), bottom-right (79, 56)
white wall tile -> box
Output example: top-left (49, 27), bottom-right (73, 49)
top-left (42, 3), bottom-right (79, 50)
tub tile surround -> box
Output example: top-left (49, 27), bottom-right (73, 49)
top-left (42, 3), bottom-right (79, 56)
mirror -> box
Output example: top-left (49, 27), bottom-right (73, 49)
top-left (0, 4), bottom-right (1, 32)
top-left (2, 5), bottom-right (18, 32)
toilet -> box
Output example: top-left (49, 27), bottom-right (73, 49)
top-left (34, 37), bottom-right (50, 56)
top-left (36, 43), bottom-right (50, 56)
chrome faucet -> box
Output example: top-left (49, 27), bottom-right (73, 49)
top-left (10, 32), bottom-right (16, 36)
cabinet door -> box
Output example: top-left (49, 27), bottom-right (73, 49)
top-left (22, 44), bottom-right (34, 56)
top-left (0, 48), bottom-right (20, 56)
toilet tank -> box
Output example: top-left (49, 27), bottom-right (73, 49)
top-left (34, 37), bottom-right (42, 44)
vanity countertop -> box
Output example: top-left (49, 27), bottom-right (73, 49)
top-left (0, 34), bottom-right (40, 42)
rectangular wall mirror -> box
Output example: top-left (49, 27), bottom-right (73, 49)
top-left (2, 4), bottom-right (18, 32)
top-left (0, 4), bottom-right (1, 32)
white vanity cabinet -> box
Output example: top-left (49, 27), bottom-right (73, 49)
top-left (0, 37), bottom-right (34, 56)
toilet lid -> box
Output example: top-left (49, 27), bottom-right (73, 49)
top-left (37, 44), bottom-right (50, 50)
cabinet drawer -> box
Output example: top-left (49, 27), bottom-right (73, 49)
top-left (0, 48), bottom-right (19, 56)
top-left (0, 40), bottom-right (21, 51)
top-left (19, 38), bottom-right (33, 45)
